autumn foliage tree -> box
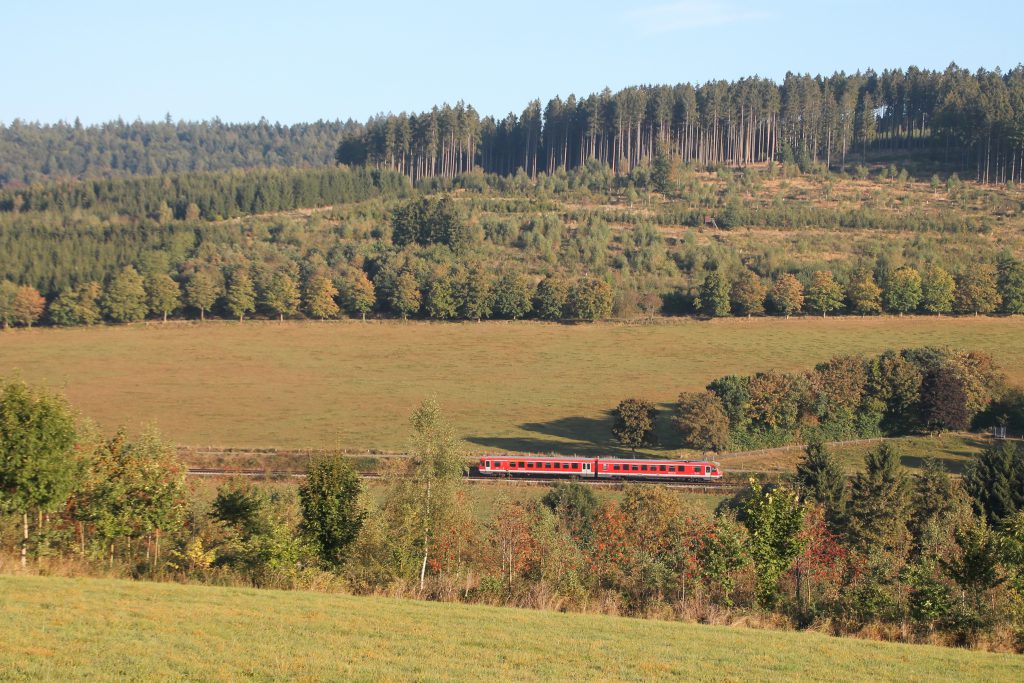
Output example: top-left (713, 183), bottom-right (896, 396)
top-left (612, 398), bottom-right (657, 452)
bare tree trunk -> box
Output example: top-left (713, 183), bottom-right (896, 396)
top-left (22, 512), bottom-right (28, 568)
top-left (419, 478), bottom-right (432, 592)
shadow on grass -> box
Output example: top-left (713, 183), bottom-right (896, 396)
top-left (467, 408), bottom-right (680, 457)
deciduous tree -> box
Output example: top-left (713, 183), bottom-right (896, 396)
top-left (612, 398), bottom-right (658, 452)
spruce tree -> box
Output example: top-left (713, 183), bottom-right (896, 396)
top-left (847, 443), bottom-right (912, 554)
top-left (795, 440), bottom-right (847, 530)
top-left (697, 270), bottom-right (731, 317)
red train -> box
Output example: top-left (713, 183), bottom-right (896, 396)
top-left (477, 455), bottom-right (722, 482)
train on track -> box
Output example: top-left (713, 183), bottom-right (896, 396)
top-left (478, 455), bottom-right (722, 482)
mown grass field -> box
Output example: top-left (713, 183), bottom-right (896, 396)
top-left (1, 316), bottom-right (1021, 453)
top-left (1, 575), bottom-right (1021, 682)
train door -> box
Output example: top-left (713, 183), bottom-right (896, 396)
top-left (582, 462), bottom-right (592, 478)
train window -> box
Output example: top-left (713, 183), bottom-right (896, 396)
top-left (545, 462), bottom-right (552, 469)
top-left (668, 466), bottom-right (676, 472)
top-left (485, 461), bottom-right (491, 468)
top-left (509, 462), bottom-right (516, 468)
top-left (659, 465), bottom-right (666, 472)
top-left (553, 462), bottom-right (560, 469)
top-left (631, 464), bottom-right (638, 471)
top-left (613, 464), bottom-right (621, 471)
top-left (640, 465), bottom-right (647, 471)
top-left (572, 463), bottom-right (579, 469)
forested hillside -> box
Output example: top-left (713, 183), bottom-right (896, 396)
top-left (2, 64), bottom-right (1023, 187)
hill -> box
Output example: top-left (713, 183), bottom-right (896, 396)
top-left (1, 575), bottom-right (1021, 682)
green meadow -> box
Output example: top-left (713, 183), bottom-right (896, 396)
top-left (1, 575), bottom-right (1021, 682)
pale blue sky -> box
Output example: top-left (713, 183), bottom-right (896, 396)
top-left (3, 0), bottom-right (1020, 125)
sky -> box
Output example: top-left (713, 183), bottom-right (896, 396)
top-left (3, 0), bottom-right (1021, 126)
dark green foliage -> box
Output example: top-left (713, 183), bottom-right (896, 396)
top-left (212, 479), bottom-right (268, 536)
top-left (997, 257), bottom-right (1024, 314)
top-left (533, 276), bottom-right (569, 320)
top-left (964, 441), bottom-right (1024, 525)
top-left (540, 481), bottom-right (597, 543)
top-left (612, 398), bottom-right (658, 451)
top-left (299, 454), bottom-right (366, 570)
top-left (697, 270), bottom-right (730, 317)
top-left (847, 443), bottom-right (912, 554)
top-left (391, 196), bottom-right (473, 253)
top-left (491, 271), bottom-right (533, 320)
top-left (458, 265), bottom-right (494, 321)
top-left (795, 440), bottom-right (847, 529)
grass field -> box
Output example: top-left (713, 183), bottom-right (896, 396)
top-left (1, 316), bottom-right (1021, 453)
top-left (1, 575), bottom-right (1021, 682)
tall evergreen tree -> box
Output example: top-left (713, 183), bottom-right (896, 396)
top-left (795, 440), bottom-right (847, 530)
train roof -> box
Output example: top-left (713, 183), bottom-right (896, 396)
top-left (482, 454), bottom-right (719, 465)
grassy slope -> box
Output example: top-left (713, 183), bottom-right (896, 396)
top-left (1, 316), bottom-right (1021, 453)
top-left (1, 575), bottom-right (1021, 682)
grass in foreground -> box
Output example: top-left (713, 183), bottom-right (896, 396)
top-left (1, 575), bottom-right (1021, 682)
top-left (1, 316), bottom-right (1021, 452)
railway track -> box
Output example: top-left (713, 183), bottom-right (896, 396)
top-left (185, 467), bottom-right (740, 493)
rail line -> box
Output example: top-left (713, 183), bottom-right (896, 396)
top-left (185, 467), bottom-right (740, 493)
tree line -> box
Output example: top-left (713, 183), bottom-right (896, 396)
top-left (340, 65), bottom-right (1024, 183)
top-left (0, 117), bottom-right (358, 187)
top-left (3, 64), bottom-right (1022, 189)
top-left (3, 247), bottom-right (1022, 329)
top-left (3, 382), bottom-right (1024, 651)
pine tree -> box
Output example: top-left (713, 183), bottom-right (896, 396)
top-left (964, 441), bottom-right (1024, 525)
top-left (299, 454), bottom-right (365, 570)
top-left (847, 443), bottom-right (912, 554)
top-left (795, 440), bottom-right (847, 530)
top-left (997, 257), bottom-right (1024, 314)
top-left (226, 270), bottom-right (256, 322)
top-left (697, 270), bottom-right (731, 317)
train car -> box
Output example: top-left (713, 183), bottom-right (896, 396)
top-left (480, 455), bottom-right (596, 478)
top-left (478, 455), bottom-right (722, 481)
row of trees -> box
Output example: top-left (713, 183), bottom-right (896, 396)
top-left (695, 260), bottom-right (1024, 318)
top-left (4, 384), bottom-right (1024, 650)
top-left (6, 254), bottom-right (1023, 328)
